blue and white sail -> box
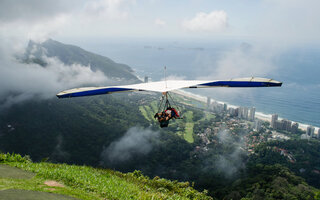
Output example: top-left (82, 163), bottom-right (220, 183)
top-left (56, 77), bottom-right (282, 98)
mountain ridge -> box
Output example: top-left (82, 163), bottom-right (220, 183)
top-left (24, 38), bottom-right (139, 82)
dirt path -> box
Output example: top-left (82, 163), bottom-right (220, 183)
top-left (44, 180), bottom-right (64, 187)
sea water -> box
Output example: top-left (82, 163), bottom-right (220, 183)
top-left (77, 39), bottom-right (320, 128)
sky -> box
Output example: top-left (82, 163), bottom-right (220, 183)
top-left (1, 0), bottom-right (320, 44)
top-left (0, 0), bottom-right (320, 109)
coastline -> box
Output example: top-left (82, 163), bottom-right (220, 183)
top-left (173, 89), bottom-right (319, 133)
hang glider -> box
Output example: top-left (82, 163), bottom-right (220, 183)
top-left (56, 77), bottom-right (282, 99)
top-left (57, 77), bottom-right (282, 128)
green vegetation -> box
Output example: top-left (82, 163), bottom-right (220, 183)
top-left (2, 93), bottom-right (319, 200)
top-left (224, 164), bottom-right (318, 200)
top-left (250, 140), bottom-right (320, 188)
top-left (183, 111), bottom-right (194, 143)
top-left (0, 94), bottom-right (148, 165)
top-left (139, 100), bottom-right (160, 123)
top-left (144, 106), bottom-right (155, 120)
top-left (150, 101), bottom-right (159, 113)
top-left (139, 106), bottom-right (150, 121)
top-left (0, 153), bottom-right (212, 200)
top-left (138, 97), bottom-right (209, 143)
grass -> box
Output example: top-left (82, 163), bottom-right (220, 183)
top-left (150, 101), bottom-right (159, 113)
top-left (144, 105), bottom-right (154, 120)
top-left (138, 96), bottom-right (216, 144)
top-left (138, 97), bottom-right (215, 144)
top-left (139, 106), bottom-right (150, 121)
top-left (183, 111), bottom-right (194, 143)
top-left (0, 153), bottom-right (212, 200)
top-left (139, 101), bottom-right (159, 122)
top-left (203, 112), bottom-right (215, 121)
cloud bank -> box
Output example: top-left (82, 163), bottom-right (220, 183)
top-left (213, 44), bottom-right (277, 79)
top-left (0, 40), bottom-right (109, 108)
top-left (84, 0), bottom-right (134, 20)
top-left (215, 129), bottom-right (246, 177)
top-left (100, 127), bottom-right (159, 164)
top-left (193, 42), bottom-right (280, 102)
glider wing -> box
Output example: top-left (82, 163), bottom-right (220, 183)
top-left (56, 77), bottom-right (282, 98)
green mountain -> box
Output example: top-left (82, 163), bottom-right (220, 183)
top-left (23, 39), bottom-right (139, 81)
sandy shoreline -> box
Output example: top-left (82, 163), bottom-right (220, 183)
top-left (174, 89), bottom-right (319, 132)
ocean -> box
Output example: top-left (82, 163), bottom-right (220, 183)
top-left (74, 39), bottom-right (320, 128)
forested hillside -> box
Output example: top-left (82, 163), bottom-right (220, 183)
top-left (0, 94), bottom-right (149, 165)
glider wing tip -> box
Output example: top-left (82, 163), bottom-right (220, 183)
top-left (56, 92), bottom-right (68, 99)
top-left (274, 81), bottom-right (282, 87)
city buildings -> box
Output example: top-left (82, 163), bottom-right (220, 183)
top-left (207, 99), bottom-right (226, 113)
top-left (249, 107), bottom-right (256, 121)
top-left (237, 107), bottom-right (252, 120)
top-left (228, 107), bottom-right (237, 117)
top-left (271, 114), bottom-right (278, 129)
top-left (281, 119), bottom-right (292, 132)
top-left (306, 126), bottom-right (315, 137)
top-left (254, 119), bottom-right (262, 131)
top-left (207, 97), bottom-right (211, 109)
top-left (291, 123), bottom-right (299, 134)
top-left (270, 114), bottom-right (299, 134)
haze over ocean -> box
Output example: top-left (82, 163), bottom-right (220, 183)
top-left (75, 39), bottom-right (320, 128)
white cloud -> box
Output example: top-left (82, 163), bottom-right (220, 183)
top-left (182, 10), bottom-right (228, 32)
top-left (100, 127), bottom-right (159, 164)
top-left (154, 18), bottom-right (166, 27)
top-left (0, 0), bottom-right (137, 41)
top-left (195, 43), bottom-right (280, 101)
top-left (198, 43), bottom-right (278, 80)
top-left (0, 3), bottom-right (70, 43)
top-left (26, 14), bottom-right (69, 42)
top-left (84, 0), bottom-right (135, 20)
top-left (0, 38), bottom-right (109, 108)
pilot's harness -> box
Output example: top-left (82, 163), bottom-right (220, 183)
top-left (157, 92), bottom-right (182, 118)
